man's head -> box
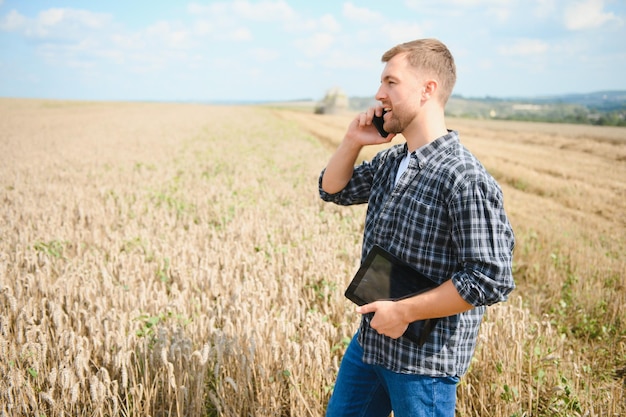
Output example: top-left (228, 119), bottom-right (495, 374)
top-left (381, 39), bottom-right (456, 105)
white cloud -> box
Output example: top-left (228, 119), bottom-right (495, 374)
top-left (486, 6), bottom-right (512, 23)
top-left (146, 21), bottom-right (192, 48)
top-left (321, 50), bottom-right (372, 70)
top-left (533, 0), bottom-right (558, 19)
top-left (293, 32), bottom-right (335, 57)
top-left (403, 0), bottom-right (515, 24)
top-left (343, 3), bottom-right (381, 23)
top-left (192, 19), bottom-right (213, 36)
top-left (295, 60), bottom-right (313, 69)
top-left (404, 0), bottom-right (515, 9)
top-left (0, 7), bottom-right (112, 39)
top-left (224, 27), bottom-right (253, 41)
top-left (382, 22), bottom-right (424, 45)
top-left (37, 8), bottom-right (111, 35)
top-left (499, 38), bottom-right (549, 56)
top-left (38, 38), bottom-right (102, 69)
top-left (475, 58), bottom-right (494, 70)
top-left (318, 14), bottom-right (341, 32)
top-left (187, 2), bottom-right (215, 15)
top-left (231, 0), bottom-right (296, 21)
top-left (0, 10), bottom-right (26, 31)
top-left (187, 0), bottom-right (327, 40)
top-left (564, 0), bottom-right (622, 30)
top-left (250, 47), bottom-right (280, 62)
top-left (443, 0), bottom-right (510, 4)
top-left (188, 0), bottom-right (296, 23)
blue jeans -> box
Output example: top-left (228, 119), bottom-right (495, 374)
top-left (326, 333), bottom-right (458, 417)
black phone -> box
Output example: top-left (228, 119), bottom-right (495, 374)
top-left (372, 110), bottom-right (389, 138)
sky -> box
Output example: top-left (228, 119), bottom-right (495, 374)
top-left (0, 0), bottom-right (625, 102)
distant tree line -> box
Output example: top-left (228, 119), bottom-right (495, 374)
top-left (488, 107), bottom-right (626, 126)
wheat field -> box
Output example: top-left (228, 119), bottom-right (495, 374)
top-left (1, 98), bottom-right (624, 416)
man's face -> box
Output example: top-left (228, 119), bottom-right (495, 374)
top-left (375, 53), bottom-right (427, 134)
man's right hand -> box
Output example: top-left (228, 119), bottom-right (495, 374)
top-left (321, 107), bottom-right (395, 194)
top-left (346, 107), bottom-right (396, 148)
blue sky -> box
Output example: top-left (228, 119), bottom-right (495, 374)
top-left (1, 0), bottom-right (625, 102)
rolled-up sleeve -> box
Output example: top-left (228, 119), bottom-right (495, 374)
top-left (449, 179), bottom-right (515, 307)
top-left (318, 162), bottom-right (375, 206)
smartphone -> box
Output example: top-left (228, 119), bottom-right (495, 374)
top-left (372, 110), bottom-right (389, 138)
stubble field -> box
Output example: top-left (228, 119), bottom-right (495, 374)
top-left (1, 98), bottom-right (624, 416)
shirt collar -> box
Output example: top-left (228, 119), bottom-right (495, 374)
top-left (411, 130), bottom-right (459, 169)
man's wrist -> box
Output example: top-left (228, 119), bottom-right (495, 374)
top-left (398, 295), bottom-right (422, 324)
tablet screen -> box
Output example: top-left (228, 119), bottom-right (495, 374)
top-left (346, 245), bottom-right (437, 306)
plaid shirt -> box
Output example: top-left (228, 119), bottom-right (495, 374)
top-left (319, 131), bottom-right (515, 376)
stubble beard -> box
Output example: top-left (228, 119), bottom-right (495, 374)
top-left (386, 104), bottom-right (420, 134)
top-left (385, 110), bottom-right (407, 134)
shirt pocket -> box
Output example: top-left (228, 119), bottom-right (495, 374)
top-left (401, 195), bottom-right (451, 253)
top-left (403, 195), bottom-right (436, 228)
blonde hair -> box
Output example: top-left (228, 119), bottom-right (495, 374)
top-left (382, 39), bottom-right (456, 104)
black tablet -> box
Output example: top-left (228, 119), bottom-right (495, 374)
top-left (345, 245), bottom-right (440, 345)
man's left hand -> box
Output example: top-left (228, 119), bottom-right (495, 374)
top-left (356, 301), bottom-right (409, 339)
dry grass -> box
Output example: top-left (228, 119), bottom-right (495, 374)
top-left (1, 98), bottom-right (624, 416)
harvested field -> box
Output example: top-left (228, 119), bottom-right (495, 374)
top-left (1, 98), bottom-right (625, 416)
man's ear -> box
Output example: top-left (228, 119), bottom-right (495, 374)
top-left (422, 80), bottom-right (438, 99)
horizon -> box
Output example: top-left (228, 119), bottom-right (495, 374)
top-left (1, 1), bottom-right (625, 103)
top-left (2, 88), bottom-right (625, 105)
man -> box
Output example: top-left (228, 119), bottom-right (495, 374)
top-left (319, 39), bottom-right (515, 417)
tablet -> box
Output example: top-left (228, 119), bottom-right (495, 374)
top-left (345, 245), bottom-right (440, 345)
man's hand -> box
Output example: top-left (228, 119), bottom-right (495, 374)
top-left (356, 300), bottom-right (409, 339)
top-left (320, 106), bottom-right (395, 194)
top-left (347, 107), bottom-right (396, 147)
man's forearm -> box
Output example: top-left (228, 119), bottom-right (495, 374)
top-left (399, 279), bottom-right (473, 322)
top-left (321, 139), bottom-right (362, 194)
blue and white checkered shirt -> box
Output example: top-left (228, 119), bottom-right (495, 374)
top-left (319, 131), bottom-right (515, 377)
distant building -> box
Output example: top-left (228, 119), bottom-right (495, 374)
top-left (315, 87), bottom-right (349, 114)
